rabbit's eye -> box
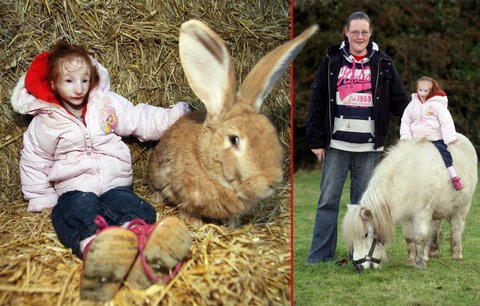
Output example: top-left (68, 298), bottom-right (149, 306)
top-left (228, 135), bottom-right (240, 148)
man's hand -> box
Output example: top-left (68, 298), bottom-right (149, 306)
top-left (311, 148), bottom-right (325, 162)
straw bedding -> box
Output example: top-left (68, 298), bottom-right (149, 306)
top-left (0, 1), bottom-right (291, 305)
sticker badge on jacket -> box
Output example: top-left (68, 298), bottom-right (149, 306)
top-left (425, 105), bottom-right (435, 116)
top-left (101, 106), bottom-right (118, 133)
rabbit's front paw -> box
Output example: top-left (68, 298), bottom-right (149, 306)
top-left (179, 210), bottom-right (203, 227)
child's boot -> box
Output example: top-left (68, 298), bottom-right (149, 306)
top-left (447, 166), bottom-right (464, 191)
top-left (451, 177), bottom-right (464, 191)
top-left (125, 216), bottom-right (192, 289)
top-left (80, 216), bottom-right (139, 301)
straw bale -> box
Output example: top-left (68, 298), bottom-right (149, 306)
top-left (1, 0), bottom-right (290, 305)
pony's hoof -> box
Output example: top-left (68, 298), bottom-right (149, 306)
top-left (414, 261), bottom-right (427, 269)
top-left (428, 249), bottom-right (439, 258)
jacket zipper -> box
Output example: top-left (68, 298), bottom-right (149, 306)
top-left (373, 57), bottom-right (385, 149)
top-left (327, 54), bottom-right (332, 149)
top-left (58, 109), bottom-right (103, 194)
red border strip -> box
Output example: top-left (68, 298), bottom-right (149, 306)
top-left (289, 0), bottom-right (294, 305)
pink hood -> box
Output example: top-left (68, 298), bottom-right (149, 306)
top-left (11, 54), bottom-right (188, 211)
top-left (400, 93), bottom-right (457, 144)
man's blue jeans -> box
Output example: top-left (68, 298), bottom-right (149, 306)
top-left (307, 149), bottom-right (379, 263)
top-left (51, 185), bottom-right (156, 258)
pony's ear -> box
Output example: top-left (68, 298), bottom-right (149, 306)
top-left (237, 24), bottom-right (318, 112)
top-left (360, 207), bottom-right (373, 221)
top-left (179, 19), bottom-right (235, 119)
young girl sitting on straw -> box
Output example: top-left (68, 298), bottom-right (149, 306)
top-left (400, 76), bottom-right (463, 191)
top-left (11, 40), bottom-right (192, 301)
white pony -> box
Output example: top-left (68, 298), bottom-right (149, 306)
top-left (342, 134), bottom-right (477, 271)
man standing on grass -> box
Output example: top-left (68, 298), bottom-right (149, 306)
top-left (305, 11), bottom-right (409, 264)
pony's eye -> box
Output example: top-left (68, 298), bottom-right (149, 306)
top-left (364, 233), bottom-right (368, 238)
top-left (228, 135), bottom-right (240, 148)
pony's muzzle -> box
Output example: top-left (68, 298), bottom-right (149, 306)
top-left (353, 260), bottom-right (380, 272)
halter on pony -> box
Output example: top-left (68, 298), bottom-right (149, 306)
top-left (352, 235), bottom-right (383, 272)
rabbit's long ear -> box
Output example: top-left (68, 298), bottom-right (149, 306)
top-left (237, 25), bottom-right (318, 112)
top-left (179, 20), bottom-right (235, 117)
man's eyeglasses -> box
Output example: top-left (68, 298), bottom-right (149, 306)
top-left (348, 31), bottom-right (371, 38)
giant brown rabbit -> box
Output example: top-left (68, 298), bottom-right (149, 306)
top-left (148, 20), bottom-right (318, 226)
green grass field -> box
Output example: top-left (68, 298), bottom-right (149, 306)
top-left (293, 169), bottom-right (480, 305)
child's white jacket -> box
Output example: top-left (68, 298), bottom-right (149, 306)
top-left (400, 93), bottom-right (457, 145)
top-left (11, 52), bottom-right (188, 212)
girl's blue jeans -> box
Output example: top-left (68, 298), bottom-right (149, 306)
top-left (432, 140), bottom-right (453, 167)
top-left (307, 148), bottom-right (379, 263)
top-left (51, 185), bottom-right (156, 258)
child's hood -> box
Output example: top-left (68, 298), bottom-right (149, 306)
top-left (10, 51), bottom-right (110, 115)
top-left (412, 93), bottom-right (448, 108)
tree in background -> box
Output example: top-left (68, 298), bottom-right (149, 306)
top-left (293, 0), bottom-right (480, 170)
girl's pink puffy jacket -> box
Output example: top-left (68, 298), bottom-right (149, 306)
top-left (11, 52), bottom-right (188, 212)
top-left (400, 93), bottom-right (457, 145)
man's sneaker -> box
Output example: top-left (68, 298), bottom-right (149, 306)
top-left (125, 217), bottom-right (192, 289)
top-left (80, 216), bottom-right (138, 301)
top-left (452, 177), bottom-right (464, 191)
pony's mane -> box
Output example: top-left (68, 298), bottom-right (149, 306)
top-left (360, 181), bottom-right (395, 244)
top-left (341, 205), bottom-right (365, 251)
top-left (367, 140), bottom-right (414, 187)
top-left (355, 142), bottom-right (414, 244)
top-left (341, 144), bottom-right (403, 248)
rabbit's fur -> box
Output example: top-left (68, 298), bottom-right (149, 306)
top-left (148, 20), bottom-right (318, 227)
